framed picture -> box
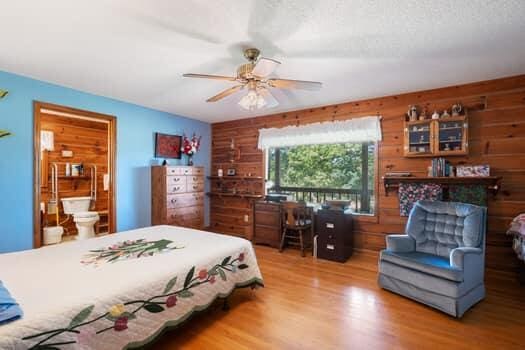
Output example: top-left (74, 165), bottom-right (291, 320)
top-left (155, 133), bottom-right (182, 159)
top-left (456, 165), bottom-right (490, 177)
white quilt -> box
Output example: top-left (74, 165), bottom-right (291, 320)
top-left (0, 225), bottom-right (263, 349)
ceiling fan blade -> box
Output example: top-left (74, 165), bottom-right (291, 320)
top-left (183, 73), bottom-right (237, 81)
top-left (206, 85), bottom-right (244, 102)
top-left (258, 88), bottom-right (279, 108)
top-left (267, 78), bottom-right (322, 91)
top-left (251, 57), bottom-right (281, 77)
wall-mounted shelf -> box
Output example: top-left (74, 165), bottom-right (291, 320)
top-left (57, 175), bottom-right (90, 180)
top-left (207, 176), bottom-right (264, 181)
top-left (382, 176), bottom-right (501, 196)
top-left (206, 192), bottom-right (264, 199)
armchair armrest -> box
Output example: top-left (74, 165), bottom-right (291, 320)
top-left (450, 247), bottom-right (483, 270)
top-left (386, 235), bottom-right (415, 253)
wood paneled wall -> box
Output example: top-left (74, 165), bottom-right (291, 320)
top-left (41, 113), bottom-right (109, 236)
top-left (210, 75), bottom-right (525, 272)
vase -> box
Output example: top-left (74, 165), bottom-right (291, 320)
top-left (187, 155), bottom-right (193, 166)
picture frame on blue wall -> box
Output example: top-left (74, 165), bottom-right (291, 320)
top-left (155, 132), bottom-right (182, 159)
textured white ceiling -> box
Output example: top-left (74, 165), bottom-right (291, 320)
top-left (1, 0), bottom-right (524, 123)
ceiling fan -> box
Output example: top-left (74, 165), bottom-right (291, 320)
top-left (183, 48), bottom-right (322, 111)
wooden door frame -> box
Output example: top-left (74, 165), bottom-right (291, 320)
top-left (33, 101), bottom-right (117, 248)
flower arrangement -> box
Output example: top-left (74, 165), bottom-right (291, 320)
top-left (181, 133), bottom-right (202, 165)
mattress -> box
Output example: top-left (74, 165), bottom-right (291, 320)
top-left (0, 225), bottom-right (263, 349)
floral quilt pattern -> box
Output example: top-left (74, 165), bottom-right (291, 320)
top-left (398, 183), bottom-right (443, 216)
top-left (448, 184), bottom-right (487, 207)
top-left (23, 253), bottom-right (258, 349)
top-left (81, 238), bottom-right (184, 266)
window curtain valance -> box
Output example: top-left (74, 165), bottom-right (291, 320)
top-left (257, 116), bottom-right (382, 149)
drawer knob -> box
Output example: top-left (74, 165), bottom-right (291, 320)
top-left (171, 199), bottom-right (177, 203)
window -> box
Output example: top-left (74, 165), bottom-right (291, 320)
top-left (266, 142), bottom-right (375, 214)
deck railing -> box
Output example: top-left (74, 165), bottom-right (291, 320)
top-left (267, 186), bottom-right (374, 214)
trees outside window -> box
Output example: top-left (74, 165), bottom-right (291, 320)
top-left (267, 143), bottom-right (375, 214)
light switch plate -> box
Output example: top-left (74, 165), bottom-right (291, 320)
top-left (61, 150), bottom-right (73, 157)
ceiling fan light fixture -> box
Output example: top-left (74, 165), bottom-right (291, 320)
top-left (238, 89), bottom-right (267, 111)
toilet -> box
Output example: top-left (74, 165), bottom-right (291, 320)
top-left (61, 197), bottom-right (100, 240)
top-left (73, 211), bottom-right (100, 240)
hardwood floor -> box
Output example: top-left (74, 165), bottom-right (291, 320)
top-left (153, 246), bottom-right (525, 350)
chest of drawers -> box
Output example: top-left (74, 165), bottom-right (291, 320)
top-left (151, 166), bottom-right (205, 229)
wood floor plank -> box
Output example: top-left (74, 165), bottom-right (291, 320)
top-left (152, 246), bottom-right (525, 350)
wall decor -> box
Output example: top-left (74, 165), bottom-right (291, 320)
top-left (0, 90), bottom-right (9, 137)
top-left (407, 105), bottom-right (418, 121)
top-left (155, 132), bottom-right (182, 159)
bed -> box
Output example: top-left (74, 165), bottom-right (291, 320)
top-left (0, 225), bottom-right (264, 349)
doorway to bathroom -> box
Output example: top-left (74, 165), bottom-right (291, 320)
top-left (33, 102), bottom-right (117, 247)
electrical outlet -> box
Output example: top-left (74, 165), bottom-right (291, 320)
top-left (244, 215), bottom-right (249, 222)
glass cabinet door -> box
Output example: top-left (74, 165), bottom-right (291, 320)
top-left (404, 120), bottom-right (433, 156)
top-left (436, 117), bottom-right (467, 155)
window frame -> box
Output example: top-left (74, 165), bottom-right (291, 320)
top-left (265, 142), bottom-right (378, 217)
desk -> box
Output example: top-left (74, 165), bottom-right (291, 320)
top-left (251, 201), bottom-right (317, 249)
top-left (253, 201), bottom-right (282, 248)
top-left (253, 201), bottom-right (354, 261)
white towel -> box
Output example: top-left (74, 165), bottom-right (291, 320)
top-left (103, 173), bottom-right (110, 191)
top-left (41, 130), bottom-right (54, 151)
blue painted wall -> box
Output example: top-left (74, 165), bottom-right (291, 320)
top-left (0, 70), bottom-right (210, 253)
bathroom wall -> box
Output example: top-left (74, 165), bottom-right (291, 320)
top-left (40, 113), bottom-right (110, 236)
top-left (0, 70), bottom-right (211, 253)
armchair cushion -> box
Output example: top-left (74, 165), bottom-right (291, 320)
top-left (406, 201), bottom-right (485, 257)
top-left (386, 235), bottom-right (415, 252)
top-left (380, 250), bottom-right (463, 282)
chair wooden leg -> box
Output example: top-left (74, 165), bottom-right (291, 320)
top-left (299, 229), bottom-right (305, 257)
top-left (279, 228), bottom-right (287, 253)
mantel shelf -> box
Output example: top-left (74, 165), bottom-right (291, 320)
top-left (206, 192), bottom-right (264, 199)
top-left (382, 176), bottom-right (502, 196)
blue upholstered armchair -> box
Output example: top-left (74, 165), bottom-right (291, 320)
top-left (378, 200), bottom-right (487, 317)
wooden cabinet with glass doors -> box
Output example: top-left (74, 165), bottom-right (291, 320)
top-left (404, 113), bottom-right (468, 157)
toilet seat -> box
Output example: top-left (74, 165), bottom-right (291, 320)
top-left (73, 211), bottom-right (99, 219)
